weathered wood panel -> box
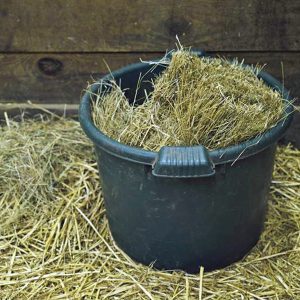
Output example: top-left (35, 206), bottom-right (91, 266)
top-left (0, 0), bottom-right (299, 52)
top-left (283, 112), bottom-right (300, 148)
top-left (0, 52), bottom-right (299, 104)
top-left (0, 52), bottom-right (161, 103)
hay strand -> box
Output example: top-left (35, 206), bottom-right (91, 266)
top-left (0, 116), bottom-right (299, 299)
top-left (92, 50), bottom-right (287, 151)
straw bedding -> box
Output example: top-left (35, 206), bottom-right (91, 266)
top-left (92, 50), bottom-right (286, 151)
top-left (0, 116), bottom-right (299, 299)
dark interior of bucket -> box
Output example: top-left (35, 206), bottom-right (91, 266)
top-left (98, 63), bottom-right (166, 106)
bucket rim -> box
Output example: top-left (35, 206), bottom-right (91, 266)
top-left (79, 58), bottom-right (294, 166)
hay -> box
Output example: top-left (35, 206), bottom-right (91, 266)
top-left (92, 50), bottom-right (287, 151)
top-left (0, 116), bottom-right (299, 299)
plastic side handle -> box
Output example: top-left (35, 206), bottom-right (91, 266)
top-left (152, 145), bottom-right (215, 178)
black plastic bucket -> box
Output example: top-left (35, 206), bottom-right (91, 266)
top-left (79, 52), bottom-right (293, 273)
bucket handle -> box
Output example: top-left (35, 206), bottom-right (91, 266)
top-left (152, 145), bottom-right (215, 178)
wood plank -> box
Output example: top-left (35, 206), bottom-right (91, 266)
top-left (0, 0), bottom-right (299, 52)
top-left (0, 52), bottom-right (299, 104)
top-left (282, 112), bottom-right (300, 148)
top-left (0, 52), bottom-right (162, 103)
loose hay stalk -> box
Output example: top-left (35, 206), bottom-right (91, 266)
top-left (92, 50), bottom-right (287, 151)
top-left (0, 116), bottom-right (299, 299)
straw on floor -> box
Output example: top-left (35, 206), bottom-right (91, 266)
top-left (92, 50), bottom-right (286, 151)
top-left (0, 116), bottom-right (299, 299)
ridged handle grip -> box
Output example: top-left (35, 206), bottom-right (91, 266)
top-left (152, 145), bottom-right (215, 178)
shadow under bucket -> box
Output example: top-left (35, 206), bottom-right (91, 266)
top-left (79, 52), bottom-right (293, 273)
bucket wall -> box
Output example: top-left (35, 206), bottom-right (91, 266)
top-left (95, 143), bottom-right (277, 272)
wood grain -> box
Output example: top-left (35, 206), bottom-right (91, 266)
top-left (0, 52), bottom-right (161, 103)
top-left (0, 0), bottom-right (299, 52)
top-left (0, 52), bottom-right (299, 104)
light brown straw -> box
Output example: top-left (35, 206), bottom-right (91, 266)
top-left (0, 116), bottom-right (299, 298)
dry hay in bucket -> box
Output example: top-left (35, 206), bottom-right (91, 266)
top-left (0, 115), bottom-right (299, 299)
top-left (92, 50), bottom-right (288, 151)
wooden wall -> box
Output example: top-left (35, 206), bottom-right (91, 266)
top-left (0, 0), bottom-right (299, 144)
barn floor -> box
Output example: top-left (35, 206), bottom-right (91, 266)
top-left (0, 117), bottom-right (299, 299)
